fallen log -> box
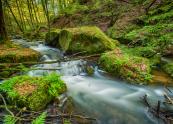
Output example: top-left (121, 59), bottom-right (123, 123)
top-left (0, 54), bottom-right (101, 66)
top-left (142, 94), bottom-right (173, 124)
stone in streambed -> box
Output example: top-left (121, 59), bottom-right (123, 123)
top-left (45, 26), bottom-right (118, 54)
top-left (0, 43), bottom-right (41, 78)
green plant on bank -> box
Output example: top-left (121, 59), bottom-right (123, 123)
top-left (3, 115), bottom-right (16, 124)
top-left (3, 112), bottom-right (47, 124)
top-left (59, 2), bottom-right (89, 15)
top-left (32, 112), bottom-right (47, 124)
top-left (162, 63), bottom-right (173, 77)
top-left (146, 10), bottom-right (173, 24)
top-left (0, 73), bottom-right (67, 111)
top-left (147, 1), bottom-right (173, 16)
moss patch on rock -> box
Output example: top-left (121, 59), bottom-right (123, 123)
top-left (0, 43), bottom-right (40, 63)
top-left (99, 48), bottom-right (152, 84)
top-left (0, 43), bottom-right (40, 78)
top-left (162, 63), bottom-right (173, 77)
top-left (45, 26), bottom-right (118, 54)
top-left (0, 73), bottom-right (67, 111)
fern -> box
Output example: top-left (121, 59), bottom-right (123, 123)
top-left (32, 112), bottom-right (47, 124)
top-left (4, 115), bottom-right (16, 124)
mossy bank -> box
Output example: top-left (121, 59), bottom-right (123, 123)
top-left (0, 43), bottom-right (40, 78)
top-left (0, 73), bottom-right (67, 111)
top-left (99, 48), bottom-right (152, 84)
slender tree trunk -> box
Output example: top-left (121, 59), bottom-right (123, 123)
top-left (18, 0), bottom-right (27, 30)
top-left (27, 0), bottom-right (35, 29)
top-left (16, 0), bottom-right (24, 31)
top-left (0, 0), bottom-right (7, 41)
top-left (4, 0), bottom-right (23, 32)
top-left (30, 0), bottom-right (39, 24)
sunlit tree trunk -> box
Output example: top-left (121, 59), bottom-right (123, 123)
top-left (18, 0), bottom-right (27, 30)
top-left (27, 0), bottom-right (35, 29)
top-left (0, 0), bottom-right (7, 41)
top-left (16, 0), bottom-right (25, 31)
top-left (4, 0), bottom-right (23, 32)
top-left (33, 0), bottom-right (42, 23)
top-left (30, 0), bottom-right (39, 24)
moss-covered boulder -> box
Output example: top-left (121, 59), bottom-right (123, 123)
top-left (0, 73), bottom-right (67, 111)
top-left (0, 43), bottom-right (41, 78)
top-left (45, 26), bottom-right (118, 54)
top-left (99, 48), bottom-right (152, 83)
top-left (162, 63), bottom-right (173, 77)
top-left (0, 43), bottom-right (40, 63)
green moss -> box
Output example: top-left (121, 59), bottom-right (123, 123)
top-left (46, 26), bottom-right (118, 54)
top-left (0, 43), bottom-right (41, 79)
top-left (107, 24), bottom-right (141, 40)
top-left (0, 73), bottom-right (67, 111)
top-left (59, 3), bottom-right (89, 15)
top-left (0, 44), bottom-right (41, 63)
top-left (59, 29), bottom-right (73, 51)
top-left (122, 23), bottom-right (173, 57)
top-left (99, 48), bottom-right (152, 83)
top-left (45, 29), bottom-right (61, 46)
top-left (146, 10), bottom-right (173, 23)
top-left (162, 63), bottom-right (173, 77)
top-left (125, 23), bottom-right (173, 41)
top-left (86, 66), bottom-right (94, 75)
top-left (120, 45), bottom-right (161, 67)
top-left (148, 2), bottom-right (173, 16)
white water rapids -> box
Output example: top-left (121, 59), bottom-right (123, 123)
top-left (11, 39), bottom-right (173, 124)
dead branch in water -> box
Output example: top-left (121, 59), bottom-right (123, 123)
top-left (142, 93), bottom-right (173, 124)
top-left (0, 94), bottom-right (96, 124)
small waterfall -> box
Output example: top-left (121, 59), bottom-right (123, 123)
top-left (28, 59), bottom-right (87, 76)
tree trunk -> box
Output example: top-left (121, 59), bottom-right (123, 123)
top-left (0, 0), bottom-right (7, 41)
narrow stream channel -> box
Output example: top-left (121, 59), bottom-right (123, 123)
top-left (12, 39), bottom-right (172, 124)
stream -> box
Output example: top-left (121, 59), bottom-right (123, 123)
top-left (11, 39), bottom-right (172, 124)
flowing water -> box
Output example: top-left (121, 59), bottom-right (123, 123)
top-left (12, 39), bottom-right (173, 124)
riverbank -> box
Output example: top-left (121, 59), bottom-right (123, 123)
top-left (0, 42), bottom-right (40, 79)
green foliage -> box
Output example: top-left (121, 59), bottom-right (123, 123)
top-left (148, 2), bottom-right (173, 16)
top-left (122, 23), bottom-right (173, 58)
top-left (64, 119), bottom-right (72, 124)
top-left (3, 115), bottom-right (16, 124)
top-left (146, 10), bottom-right (173, 23)
top-left (45, 73), bottom-right (66, 96)
top-left (0, 73), bottom-right (67, 111)
top-left (32, 112), bottom-right (47, 124)
top-left (125, 23), bottom-right (173, 41)
top-left (60, 3), bottom-right (88, 15)
top-left (59, 30), bottom-right (73, 51)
